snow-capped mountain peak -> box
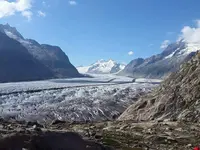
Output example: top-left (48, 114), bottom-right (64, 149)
top-left (0, 24), bottom-right (32, 46)
top-left (164, 41), bottom-right (200, 59)
top-left (0, 24), bottom-right (50, 60)
top-left (180, 42), bottom-right (200, 55)
top-left (0, 24), bottom-right (24, 40)
top-left (96, 59), bottom-right (106, 63)
top-left (77, 59), bottom-right (126, 74)
top-left (119, 40), bottom-right (200, 79)
top-left (4, 29), bottom-right (30, 45)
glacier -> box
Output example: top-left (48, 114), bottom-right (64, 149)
top-left (0, 75), bottom-right (159, 123)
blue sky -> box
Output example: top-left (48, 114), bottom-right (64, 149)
top-left (0, 0), bottom-right (200, 66)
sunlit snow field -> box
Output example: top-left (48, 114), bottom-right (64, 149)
top-left (0, 74), bottom-right (161, 123)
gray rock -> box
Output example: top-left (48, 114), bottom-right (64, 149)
top-left (119, 51), bottom-right (200, 122)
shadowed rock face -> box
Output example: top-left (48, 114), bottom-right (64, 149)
top-left (0, 131), bottom-right (112, 150)
top-left (119, 51), bottom-right (200, 122)
top-left (0, 32), bottom-right (54, 83)
top-left (40, 44), bottom-right (81, 78)
top-left (0, 24), bottom-right (82, 82)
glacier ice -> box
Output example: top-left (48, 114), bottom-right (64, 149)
top-left (0, 76), bottom-right (158, 123)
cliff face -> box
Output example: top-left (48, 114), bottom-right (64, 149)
top-left (119, 51), bottom-right (200, 122)
top-left (40, 44), bottom-right (81, 78)
top-left (0, 32), bottom-right (54, 83)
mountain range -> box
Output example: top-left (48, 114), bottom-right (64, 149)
top-left (77, 59), bottom-right (125, 74)
top-left (119, 41), bottom-right (200, 78)
top-left (0, 24), bottom-right (81, 82)
top-left (78, 40), bottom-right (200, 78)
top-left (1, 23), bottom-right (200, 82)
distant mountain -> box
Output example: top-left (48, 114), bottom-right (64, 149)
top-left (118, 41), bottom-right (200, 78)
top-left (77, 59), bottom-right (126, 74)
top-left (0, 24), bottom-right (81, 82)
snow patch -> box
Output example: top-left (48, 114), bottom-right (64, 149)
top-left (4, 29), bottom-right (30, 45)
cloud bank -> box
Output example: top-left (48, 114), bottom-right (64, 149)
top-left (179, 20), bottom-right (200, 44)
top-left (0, 0), bottom-right (32, 20)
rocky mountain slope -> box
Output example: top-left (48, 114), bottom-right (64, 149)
top-left (77, 59), bottom-right (125, 74)
top-left (39, 44), bottom-right (80, 78)
top-left (119, 41), bottom-right (200, 79)
top-left (0, 24), bottom-right (81, 81)
top-left (0, 31), bottom-right (54, 83)
top-left (119, 51), bottom-right (200, 122)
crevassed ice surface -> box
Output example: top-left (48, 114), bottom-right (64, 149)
top-left (0, 75), bottom-right (158, 123)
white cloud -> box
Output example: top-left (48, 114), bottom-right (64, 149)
top-left (69, 1), bottom-right (77, 5)
top-left (21, 10), bottom-right (32, 21)
top-left (148, 44), bottom-right (154, 47)
top-left (128, 51), bottom-right (134, 56)
top-left (38, 10), bottom-right (46, 17)
top-left (179, 20), bottom-right (200, 44)
top-left (16, 0), bottom-right (32, 11)
top-left (160, 40), bottom-right (170, 49)
top-left (0, 0), bottom-right (32, 19)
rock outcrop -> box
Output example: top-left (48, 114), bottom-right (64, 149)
top-left (119, 51), bottom-right (200, 122)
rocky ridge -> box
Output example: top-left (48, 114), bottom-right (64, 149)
top-left (0, 31), bottom-right (54, 83)
top-left (119, 41), bottom-right (199, 79)
top-left (119, 51), bottom-right (200, 122)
